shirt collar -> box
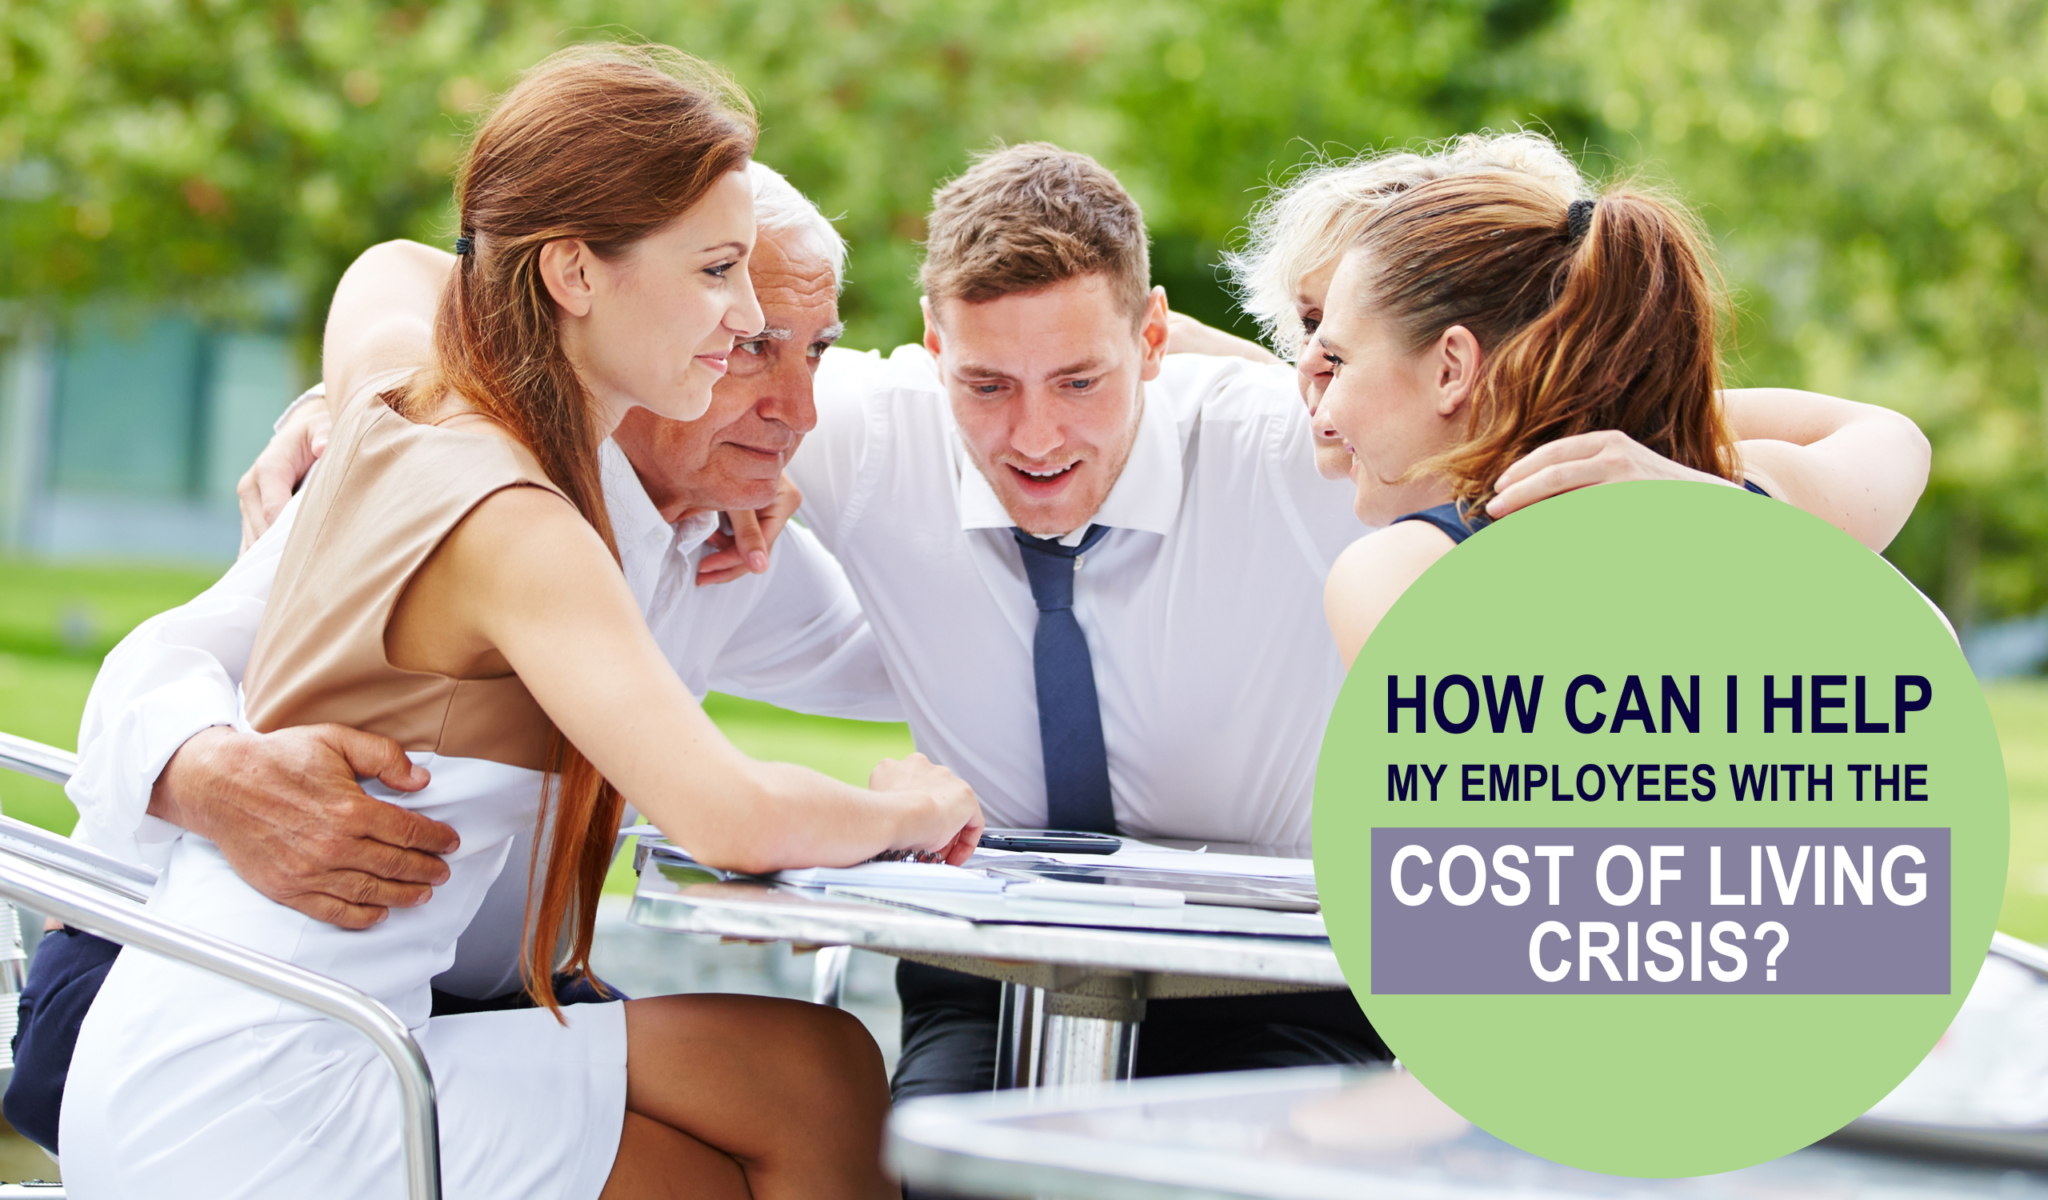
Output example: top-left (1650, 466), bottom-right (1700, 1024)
top-left (600, 440), bottom-right (720, 561)
top-left (953, 374), bottom-right (1184, 541)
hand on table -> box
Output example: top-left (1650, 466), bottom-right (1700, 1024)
top-left (871, 753), bottom-right (986, 867)
top-left (150, 724), bottom-right (458, 930)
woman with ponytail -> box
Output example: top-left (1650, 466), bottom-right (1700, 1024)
top-left (1201, 133), bottom-right (1928, 562)
top-left (1314, 169), bottom-right (1927, 664)
top-left (62, 45), bottom-right (977, 1200)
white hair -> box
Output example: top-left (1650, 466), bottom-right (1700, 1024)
top-left (1224, 131), bottom-right (1590, 360)
top-left (747, 161), bottom-right (847, 290)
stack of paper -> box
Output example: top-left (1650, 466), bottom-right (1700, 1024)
top-left (827, 885), bottom-right (1328, 938)
top-left (635, 831), bottom-right (1324, 932)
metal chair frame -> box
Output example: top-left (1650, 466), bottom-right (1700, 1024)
top-left (0, 732), bottom-right (442, 1199)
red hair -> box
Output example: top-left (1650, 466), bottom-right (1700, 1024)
top-left (397, 44), bottom-right (756, 1016)
top-left (1349, 172), bottom-right (1735, 510)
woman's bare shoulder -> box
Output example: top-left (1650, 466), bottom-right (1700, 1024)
top-left (449, 484), bottom-right (604, 573)
top-left (1325, 520), bottom-right (1459, 669)
top-left (387, 483), bottom-right (613, 677)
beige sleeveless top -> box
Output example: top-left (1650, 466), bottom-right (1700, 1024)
top-left (242, 372), bottom-right (565, 772)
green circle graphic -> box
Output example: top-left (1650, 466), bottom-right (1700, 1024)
top-left (1314, 482), bottom-right (2007, 1177)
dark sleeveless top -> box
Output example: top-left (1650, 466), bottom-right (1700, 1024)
top-left (1393, 479), bottom-right (1771, 546)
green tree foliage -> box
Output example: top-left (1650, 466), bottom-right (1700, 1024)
top-left (2, 0), bottom-right (2042, 618)
top-left (0, 0), bottom-right (1535, 337)
top-left (1525, 0), bottom-right (2048, 622)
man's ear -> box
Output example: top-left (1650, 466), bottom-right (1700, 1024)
top-left (1137, 286), bottom-right (1170, 381)
top-left (539, 239), bottom-right (597, 318)
top-left (921, 295), bottom-right (943, 359)
top-left (1434, 325), bottom-right (1484, 417)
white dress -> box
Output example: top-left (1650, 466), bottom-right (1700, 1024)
top-left (61, 373), bottom-right (628, 1198)
top-left (62, 755), bottom-right (626, 1199)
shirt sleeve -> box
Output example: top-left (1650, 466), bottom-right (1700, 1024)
top-left (702, 523), bottom-right (904, 722)
top-left (1235, 360), bottom-right (1367, 569)
top-left (66, 494), bottom-right (299, 868)
top-left (787, 346), bottom-right (881, 553)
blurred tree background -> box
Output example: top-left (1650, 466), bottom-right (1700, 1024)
top-left (1, 0), bottom-right (2044, 620)
top-left (7, 0), bottom-right (2048, 944)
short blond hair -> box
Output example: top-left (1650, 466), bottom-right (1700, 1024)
top-left (1226, 131), bottom-right (1589, 360)
top-left (920, 142), bottom-right (1151, 324)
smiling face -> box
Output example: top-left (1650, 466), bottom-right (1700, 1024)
top-left (927, 274), bottom-right (1170, 536)
top-left (1316, 247), bottom-right (1479, 525)
top-left (612, 225), bottom-right (842, 519)
top-left (1290, 256), bottom-right (1352, 480)
top-left (557, 168), bottom-right (765, 431)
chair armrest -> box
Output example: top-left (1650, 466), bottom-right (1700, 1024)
top-left (0, 736), bottom-right (75, 788)
top-left (0, 851), bottom-right (442, 1199)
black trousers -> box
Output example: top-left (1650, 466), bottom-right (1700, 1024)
top-left (892, 959), bottom-right (1391, 1102)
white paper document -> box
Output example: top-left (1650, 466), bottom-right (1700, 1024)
top-left (977, 847), bottom-right (1315, 880)
top-left (772, 861), bottom-right (1006, 893)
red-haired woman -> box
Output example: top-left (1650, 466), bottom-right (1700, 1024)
top-left (1314, 173), bottom-right (1929, 663)
top-left (62, 46), bottom-right (979, 1200)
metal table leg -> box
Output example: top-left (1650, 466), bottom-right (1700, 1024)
top-left (811, 944), bottom-right (852, 1008)
top-left (1039, 1010), bottom-right (1139, 1086)
top-left (994, 982), bottom-right (1043, 1089)
top-left (995, 973), bottom-right (1142, 1091)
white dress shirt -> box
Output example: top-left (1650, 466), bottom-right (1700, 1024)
top-left (790, 347), bottom-right (1363, 849)
top-left (66, 441), bottom-right (899, 995)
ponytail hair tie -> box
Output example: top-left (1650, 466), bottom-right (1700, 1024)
top-left (454, 233), bottom-right (475, 256)
top-left (1565, 199), bottom-right (1596, 243)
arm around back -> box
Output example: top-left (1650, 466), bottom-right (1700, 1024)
top-left (321, 240), bottom-right (456, 419)
top-left (68, 503), bottom-right (298, 867)
top-left (1721, 388), bottom-right (1929, 552)
top-left (68, 496), bottom-right (463, 929)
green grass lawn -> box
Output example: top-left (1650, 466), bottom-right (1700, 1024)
top-left (5, 557), bottom-right (2048, 933)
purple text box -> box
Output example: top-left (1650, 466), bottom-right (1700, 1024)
top-left (1368, 827), bottom-right (1949, 994)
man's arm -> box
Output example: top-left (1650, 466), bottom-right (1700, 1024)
top-left (693, 471), bottom-right (802, 586)
top-left (694, 522), bottom-right (905, 721)
top-left (237, 385), bottom-right (332, 551)
top-left (69, 497), bottom-right (459, 930)
top-left (1165, 311), bottom-right (1283, 364)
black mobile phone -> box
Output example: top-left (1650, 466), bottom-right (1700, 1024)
top-left (977, 829), bottom-right (1123, 854)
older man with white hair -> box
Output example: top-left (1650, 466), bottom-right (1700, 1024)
top-left (4, 164), bottom-right (894, 1152)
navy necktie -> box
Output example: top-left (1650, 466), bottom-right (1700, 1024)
top-left (1013, 525), bottom-right (1117, 834)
